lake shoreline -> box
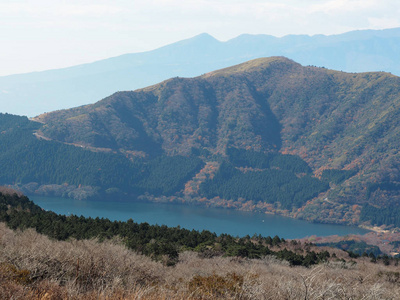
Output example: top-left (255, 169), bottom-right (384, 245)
top-left (29, 195), bottom-right (369, 240)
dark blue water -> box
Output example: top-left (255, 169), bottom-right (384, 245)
top-left (30, 196), bottom-right (369, 239)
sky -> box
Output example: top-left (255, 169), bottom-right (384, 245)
top-left (1, 0), bottom-right (399, 76)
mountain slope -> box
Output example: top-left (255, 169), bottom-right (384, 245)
top-left (1, 28), bottom-right (400, 117)
top-left (35, 57), bottom-right (400, 170)
top-left (29, 57), bottom-right (400, 226)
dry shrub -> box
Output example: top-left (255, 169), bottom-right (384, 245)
top-left (0, 280), bottom-right (28, 300)
top-left (377, 270), bottom-right (400, 283)
top-left (0, 264), bottom-right (31, 299)
top-left (2, 222), bottom-right (400, 299)
top-left (0, 187), bottom-right (23, 196)
top-left (0, 222), bottom-right (165, 298)
top-left (29, 280), bottom-right (69, 300)
top-left (188, 272), bottom-right (244, 299)
top-left (0, 262), bottom-right (31, 285)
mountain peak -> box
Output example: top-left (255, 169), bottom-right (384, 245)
top-left (192, 32), bottom-right (218, 41)
top-left (203, 56), bottom-right (297, 77)
top-left (169, 33), bottom-right (220, 48)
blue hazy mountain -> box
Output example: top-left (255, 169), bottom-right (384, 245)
top-left (1, 27), bottom-right (400, 117)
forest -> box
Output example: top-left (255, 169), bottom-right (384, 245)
top-left (3, 112), bottom-right (399, 228)
top-left (360, 204), bottom-right (400, 228)
top-left (0, 114), bottom-right (203, 198)
top-left (200, 149), bottom-right (329, 209)
top-left (0, 113), bottom-right (333, 212)
top-left (227, 147), bottom-right (312, 173)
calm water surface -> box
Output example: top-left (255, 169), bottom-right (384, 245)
top-left (30, 196), bottom-right (368, 239)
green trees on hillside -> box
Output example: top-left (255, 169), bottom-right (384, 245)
top-left (227, 147), bottom-right (311, 173)
top-left (318, 240), bottom-right (382, 257)
top-left (321, 169), bottom-right (357, 185)
top-left (0, 114), bottom-right (203, 197)
top-left (200, 154), bottom-right (328, 209)
top-left (0, 114), bottom-right (328, 211)
top-left (135, 156), bottom-right (203, 195)
top-left (361, 204), bottom-right (400, 228)
top-left (0, 113), bottom-right (333, 213)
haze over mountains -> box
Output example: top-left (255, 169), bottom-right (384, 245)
top-left (1, 27), bottom-right (400, 117)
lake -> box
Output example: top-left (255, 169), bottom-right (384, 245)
top-left (30, 196), bottom-right (369, 239)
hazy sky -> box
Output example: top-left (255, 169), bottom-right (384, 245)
top-left (1, 0), bottom-right (399, 76)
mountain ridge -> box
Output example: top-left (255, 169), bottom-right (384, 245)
top-left (29, 57), bottom-right (400, 226)
top-left (34, 56), bottom-right (400, 162)
top-left (2, 27), bottom-right (400, 117)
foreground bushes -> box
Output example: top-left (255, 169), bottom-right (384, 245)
top-left (1, 223), bottom-right (400, 299)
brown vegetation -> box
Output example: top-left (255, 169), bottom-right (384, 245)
top-left (1, 222), bottom-right (400, 299)
top-left (0, 187), bottom-right (23, 197)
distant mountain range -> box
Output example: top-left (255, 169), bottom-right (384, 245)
top-left (1, 57), bottom-right (399, 228)
top-left (1, 27), bottom-right (400, 117)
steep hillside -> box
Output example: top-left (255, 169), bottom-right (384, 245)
top-left (36, 57), bottom-right (400, 172)
top-left (1, 28), bottom-right (400, 117)
top-left (30, 57), bottom-right (400, 227)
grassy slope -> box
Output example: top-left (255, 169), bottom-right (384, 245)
top-left (1, 222), bottom-right (400, 299)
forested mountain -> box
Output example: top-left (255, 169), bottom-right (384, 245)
top-left (2, 56), bottom-right (400, 228)
top-left (1, 27), bottom-right (400, 117)
top-left (0, 114), bottom-right (203, 200)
